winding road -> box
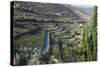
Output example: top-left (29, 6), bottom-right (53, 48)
top-left (41, 23), bottom-right (82, 55)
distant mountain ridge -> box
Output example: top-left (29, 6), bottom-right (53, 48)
top-left (71, 5), bottom-right (93, 16)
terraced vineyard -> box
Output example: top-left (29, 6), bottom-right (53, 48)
top-left (11, 1), bottom-right (97, 65)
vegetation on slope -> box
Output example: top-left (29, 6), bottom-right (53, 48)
top-left (79, 6), bottom-right (97, 61)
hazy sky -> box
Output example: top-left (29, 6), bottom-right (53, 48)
top-left (71, 4), bottom-right (93, 8)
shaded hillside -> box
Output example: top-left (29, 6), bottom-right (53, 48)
top-left (13, 1), bottom-right (89, 21)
